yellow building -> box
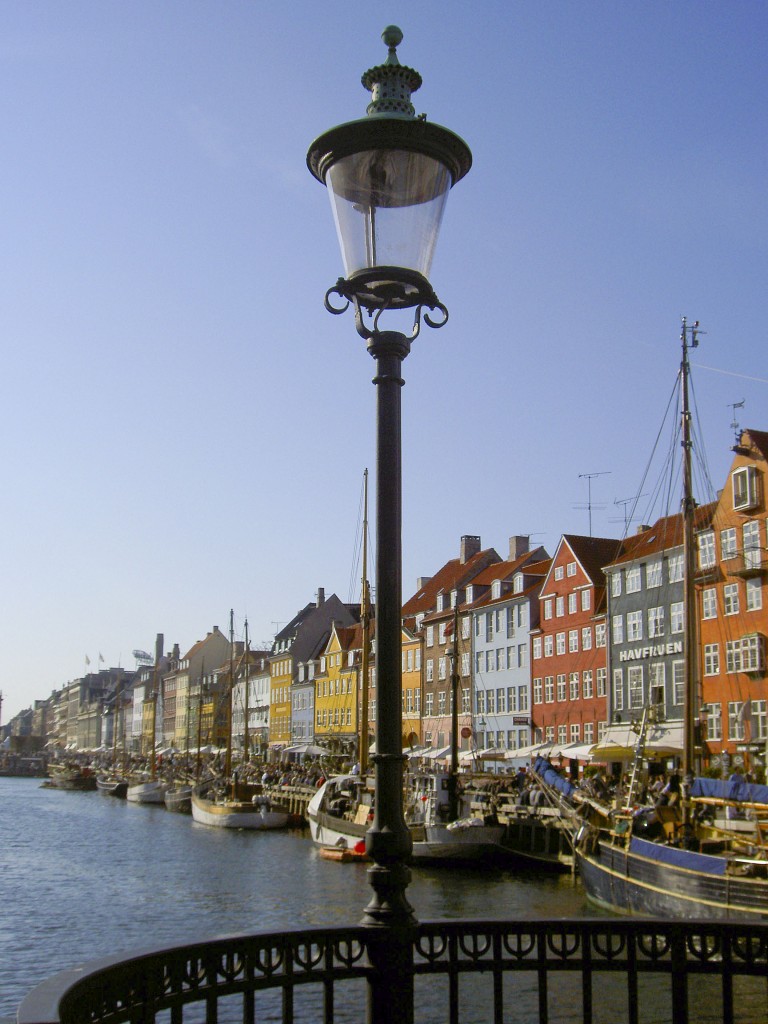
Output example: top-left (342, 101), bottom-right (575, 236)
top-left (315, 624), bottom-right (362, 756)
top-left (270, 652), bottom-right (293, 749)
top-left (401, 627), bottom-right (423, 747)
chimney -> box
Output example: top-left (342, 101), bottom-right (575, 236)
top-left (234, 641), bottom-right (245, 657)
top-left (460, 535), bottom-right (481, 564)
top-left (416, 576), bottom-right (433, 591)
top-left (508, 535), bottom-right (530, 560)
top-left (317, 587), bottom-right (325, 607)
top-left (172, 643), bottom-right (180, 660)
top-left (155, 633), bottom-right (164, 664)
top-left (636, 524), bottom-right (651, 535)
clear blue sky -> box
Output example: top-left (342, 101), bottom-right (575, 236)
top-left (2, 2), bottom-right (766, 721)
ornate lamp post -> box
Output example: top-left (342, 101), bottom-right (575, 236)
top-left (307, 26), bottom-right (470, 1023)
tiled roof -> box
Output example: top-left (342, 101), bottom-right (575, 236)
top-left (743, 428), bottom-right (768, 461)
top-left (402, 547), bottom-right (501, 617)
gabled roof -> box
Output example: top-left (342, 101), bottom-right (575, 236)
top-left (741, 428), bottom-right (768, 461)
top-left (402, 547), bottom-right (501, 618)
top-left (606, 502), bottom-right (717, 568)
top-left (560, 534), bottom-right (625, 585)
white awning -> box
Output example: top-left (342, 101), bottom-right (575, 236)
top-left (590, 721), bottom-right (684, 759)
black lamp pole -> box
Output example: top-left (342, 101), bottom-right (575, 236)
top-left (307, 28), bottom-right (470, 1024)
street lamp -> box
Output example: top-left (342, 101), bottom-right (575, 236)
top-left (307, 26), bottom-right (471, 1024)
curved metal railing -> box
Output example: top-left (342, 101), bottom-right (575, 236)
top-left (17, 918), bottom-right (768, 1024)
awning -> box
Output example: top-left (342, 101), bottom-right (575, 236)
top-left (420, 745), bottom-right (453, 760)
top-left (590, 722), bottom-right (684, 759)
top-left (506, 742), bottom-right (563, 761)
top-left (558, 742), bottom-right (597, 762)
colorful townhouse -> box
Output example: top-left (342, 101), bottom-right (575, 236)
top-left (404, 536), bottom-right (501, 754)
top-left (401, 625), bottom-right (422, 748)
top-left (699, 428), bottom-right (768, 770)
top-left (314, 622), bottom-right (364, 756)
top-left (602, 505), bottom-right (715, 751)
top-left (530, 535), bottom-right (620, 751)
top-left (469, 546), bottom-right (550, 757)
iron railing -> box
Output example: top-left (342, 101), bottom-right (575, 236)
top-left (17, 918), bottom-right (768, 1024)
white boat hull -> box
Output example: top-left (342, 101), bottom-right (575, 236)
top-left (191, 792), bottom-right (291, 830)
top-left (126, 780), bottom-right (168, 804)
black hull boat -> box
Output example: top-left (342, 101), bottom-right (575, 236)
top-left (576, 831), bottom-right (768, 921)
top-left (96, 776), bottom-right (128, 799)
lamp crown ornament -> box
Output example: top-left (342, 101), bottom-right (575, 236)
top-left (361, 26), bottom-right (422, 119)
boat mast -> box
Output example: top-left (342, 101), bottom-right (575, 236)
top-left (359, 469), bottom-right (371, 775)
top-left (447, 600), bottom-right (461, 822)
top-left (195, 660), bottom-right (205, 782)
top-left (225, 609), bottom-right (234, 778)
top-left (680, 317), bottom-right (702, 811)
top-left (243, 618), bottom-right (250, 767)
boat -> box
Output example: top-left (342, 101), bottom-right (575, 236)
top-left (163, 780), bottom-right (192, 813)
top-left (47, 763), bottom-right (97, 791)
top-left (96, 775), bottom-right (128, 798)
top-left (191, 613), bottom-right (296, 831)
top-left (126, 669), bottom-right (168, 804)
top-left (572, 319), bottom-right (768, 920)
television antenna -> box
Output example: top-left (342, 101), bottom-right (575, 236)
top-left (574, 471), bottom-right (610, 537)
top-left (610, 495), bottom-right (647, 532)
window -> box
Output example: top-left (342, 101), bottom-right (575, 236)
top-left (437, 691), bottom-right (446, 715)
top-left (496, 648), bottom-right (504, 671)
top-left (497, 688), bottom-right (507, 713)
top-left (557, 674), bottom-right (566, 701)
top-left (726, 635), bottom-right (765, 673)
top-left (671, 602), bottom-right (684, 633)
top-left (426, 625), bottom-right (434, 647)
top-left (612, 615), bottom-right (624, 644)
top-left (595, 623), bottom-right (607, 648)
top-left (648, 606), bottom-right (665, 638)
top-left (706, 702), bottom-right (722, 741)
top-left (486, 690), bottom-right (495, 714)
top-left (556, 632), bottom-right (566, 655)
top-left (476, 691), bottom-right (485, 715)
top-left (567, 561), bottom-right (577, 576)
top-left (724, 583), bottom-right (740, 616)
top-left (596, 668), bottom-right (607, 697)
top-left (702, 589), bottom-right (717, 619)
top-left (628, 666), bottom-right (643, 708)
top-left (533, 678), bottom-right (543, 704)
top-left (646, 561), bottom-right (662, 588)
top-left (733, 466), bottom-right (759, 511)
top-left (556, 596), bottom-right (564, 617)
top-left (611, 573), bottom-right (622, 597)
top-left (462, 688), bottom-right (470, 713)
top-left (720, 527), bottom-right (737, 559)
top-left (612, 669), bottom-right (624, 711)
top-left (649, 663), bottom-right (665, 706)
top-left (568, 592), bottom-right (578, 614)
top-left (746, 578), bottom-right (762, 612)
top-left (584, 722), bottom-right (594, 744)
top-left (581, 589), bottom-right (591, 611)
top-left (743, 521), bottom-right (762, 568)
top-left (533, 637), bottom-right (542, 660)
top-left (518, 644), bottom-right (528, 667)
top-left (582, 627), bottom-right (593, 650)
top-left (485, 614), bottom-right (493, 642)
top-left (753, 700), bottom-right (767, 740)
top-left (555, 566), bottom-right (564, 580)
top-left (426, 659), bottom-right (434, 682)
top-left (672, 661), bottom-right (684, 705)
top-left (568, 630), bottom-right (579, 653)
top-left (545, 677), bottom-right (555, 703)
top-left (438, 657), bottom-right (446, 680)
top-left (544, 635), bottom-right (554, 657)
top-left (668, 553), bottom-right (684, 582)
top-left (569, 672), bottom-right (579, 701)
top-left (704, 643), bottom-right (720, 676)
top-left (506, 609), bottom-right (515, 638)
top-left (507, 686), bottom-right (516, 712)
top-left (627, 610), bottom-right (643, 642)
top-left (558, 724), bottom-right (568, 744)
top-left (728, 701), bottom-right (746, 741)
top-left (582, 670), bottom-right (593, 699)
top-left (461, 615), bottom-right (470, 639)
top-left (698, 531), bottom-right (716, 569)
top-left (514, 574), bottom-right (524, 594)
top-left (518, 685), bottom-right (529, 712)
top-left (570, 723), bottom-right (580, 743)
top-left (626, 566), bottom-right (641, 593)
top-left (544, 599), bottom-right (553, 620)
top-left (438, 622), bottom-right (447, 644)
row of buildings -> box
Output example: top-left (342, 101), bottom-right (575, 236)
top-left (5, 429), bottom-right (767, 775)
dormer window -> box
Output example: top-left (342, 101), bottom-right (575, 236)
top-left (513, 573), bottom-right (523, 594)
top-left (465, 586), bottom-right (474, 603)
top-left (733, 466), bottom-right (759, 511)
top-left (491, 580), bottom-right (501, 599)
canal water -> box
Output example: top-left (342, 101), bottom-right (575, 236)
top-left (0, 778), bottom-right (587, 1018)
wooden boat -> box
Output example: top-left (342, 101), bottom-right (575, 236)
top-left (319, 843), bottom-right (370, 862)
top-left (164, 782), bottom-right (192, 814)
top-left (191, 778), bottom-right (295, 830)
top-left (47, 764), bottom-right (97, 791)
top-left (573, 319), bottom-right (768, 921)
top-left (126, 774), bottom-right (168, 804)
top-left (96, 775), bottom-right (128, 798)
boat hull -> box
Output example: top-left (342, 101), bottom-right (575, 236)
top-left (577, 834), bottom-right (768, 921)
top-left (164, 786), bottom-right (192, 814)
top-left (191, 792), bottom-right (291, 830)
top-left (126, 780), bottom-right (168, 804)
top-left (96, 777), bottom-right (128, 799)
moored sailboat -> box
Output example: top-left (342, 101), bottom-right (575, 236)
top-left (573, 319), bottom-right (768, 920)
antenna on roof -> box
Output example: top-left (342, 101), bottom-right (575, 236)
top-left (574, 471), bottom-right (610, 537)
top-left (609, 495), bottom-right (647, 532)
top-left (728, 399), bottom-right (745, 445)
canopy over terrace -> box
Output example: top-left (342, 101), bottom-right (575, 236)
top-left (590, 721), bottom-right (684, 760)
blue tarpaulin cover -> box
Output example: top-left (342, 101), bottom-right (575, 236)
top-left (533, 757), bottom-right (576, 797)
top-left (629, 836), bottom-right (728, 875)
top-left (690, 777), bottom-right (768, 805)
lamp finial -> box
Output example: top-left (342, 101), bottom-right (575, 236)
top-left (362, 26), bottom-right (422, 118)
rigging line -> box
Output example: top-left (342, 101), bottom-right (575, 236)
top-left (628, 373), bottom-right (681, 534)
top-left (691, 363), bottom-right (768, 386)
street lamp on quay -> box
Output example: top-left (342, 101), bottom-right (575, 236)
top-left (307, 26), bottom-right (471, 1024)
